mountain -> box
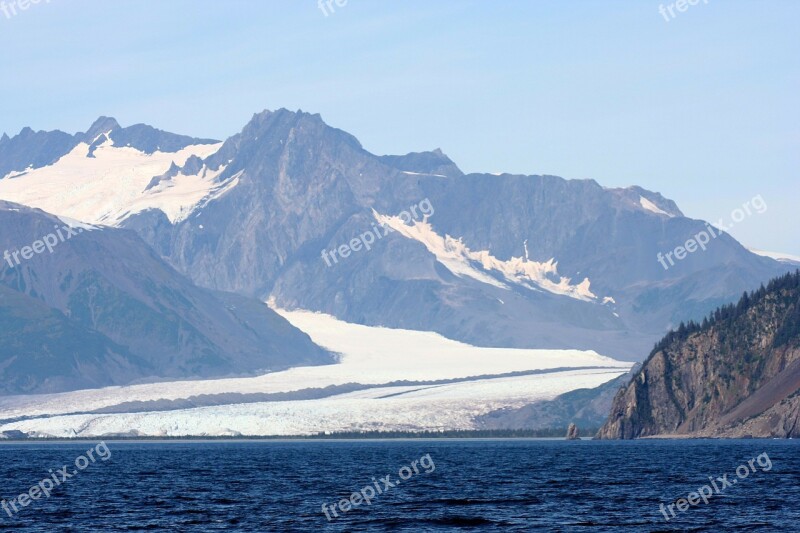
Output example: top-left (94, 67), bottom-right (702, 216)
top-left (597, 270), bottom-right (800, 439)
top-left (0, 201), bottom-right (332, 395)
top-left (0, 110), bottom-right (791, 359)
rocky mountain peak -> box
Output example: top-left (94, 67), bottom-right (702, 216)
top-left (238, 108), bottom-right (362, 152)
top-left (83, 116), bottom-right (121, 141)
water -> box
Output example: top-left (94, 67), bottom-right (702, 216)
top-left (0, 439), bottom-right (797, 531)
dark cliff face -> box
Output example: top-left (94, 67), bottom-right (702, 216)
top-left (597, 271), bottom-right (800, 439)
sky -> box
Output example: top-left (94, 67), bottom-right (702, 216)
top-left (1, 0), bottom-right (798, 254)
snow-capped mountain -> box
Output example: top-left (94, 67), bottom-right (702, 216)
top-left (0, 110), bottom-right (791, 360)
top-left (0, 201), bottom-right (332, 395)
top-left (0, 116), bottom-right (218, 180)
top-left (0, 119), bottom-right (223, 226)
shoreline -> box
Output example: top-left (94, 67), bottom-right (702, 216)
top-left (1, 436), bottom-right (795, 444)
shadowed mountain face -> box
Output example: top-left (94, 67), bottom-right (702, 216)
top-left (115, 109), bottom-right (788, 359)
top-left (0, 201), bottom-right (332, 395)
top-left (0, 283), bottom-right (144, 395)
top-left (597, 271), bottom-right (800, 439)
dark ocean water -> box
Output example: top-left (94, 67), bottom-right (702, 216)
top-left (0, 439), bottom-right (798, 531)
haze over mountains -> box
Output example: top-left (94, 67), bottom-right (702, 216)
top-left (0, 109), bottom-right (789, 363)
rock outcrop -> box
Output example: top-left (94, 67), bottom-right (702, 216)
top-left (566, 423), bottom-right (580, 440)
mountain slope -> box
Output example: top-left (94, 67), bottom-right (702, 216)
top-left (0, 201), bottom-right (332, 394)
top-left (0, 284), bottom-right (147, 394)
top-left (597, 270), bottom-right (800, 439)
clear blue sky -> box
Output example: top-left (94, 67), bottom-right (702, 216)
top-left (1, 0), bottom-right (797, 254)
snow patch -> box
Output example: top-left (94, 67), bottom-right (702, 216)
top-left (55, 215), bottom-right (101, 232)
top-left (639, 196), bottom-right (673, 217)
top-left (374, 212), bottom-right (598, 301)
top-left (401, 170), bottom-right (447, 178)
top-left (131, 168), bottom-right (241, 224)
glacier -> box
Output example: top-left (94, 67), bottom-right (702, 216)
top-left (0, 309), bottom-right (631, 437)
